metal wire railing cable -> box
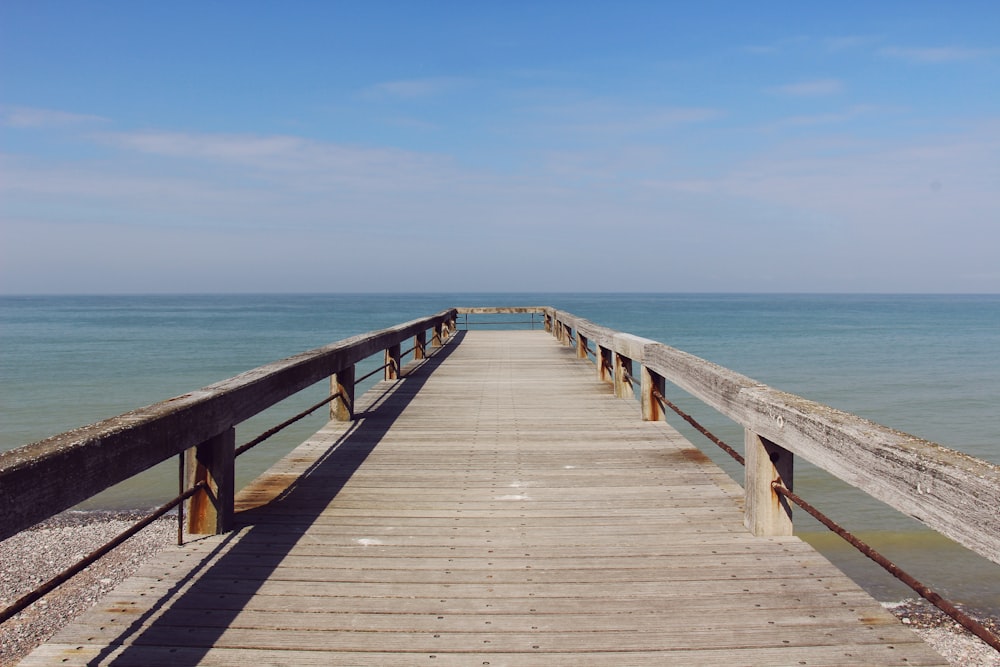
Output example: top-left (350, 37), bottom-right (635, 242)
top-left (772, 481), bottom-right (1000, 653)
top-left (650, 386), bottom-right (746, 466)
top-left (615, 365), bottom-right (746, 466)
top-left (236, 328), bottom-right (454, 459)
top-left (628, 363), bottom-right (998, 653)
top-left (234, 391), bottom-right (344, 458)
top-left (1, 326), bottom-right (454, 627)
top-left (355, 361), bottom-right (394, 385)
top-left (462, 319), bottom-right (539, 326)
top-left (0, 480), bottom-right (207, 625)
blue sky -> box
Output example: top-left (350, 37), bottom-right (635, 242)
top-left (1, 1), bottom-right (998, 293)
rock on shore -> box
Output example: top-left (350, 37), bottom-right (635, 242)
top-left (0, 511), bottom-right (175, 667)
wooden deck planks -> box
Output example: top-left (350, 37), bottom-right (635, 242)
top-left (22, 330), bottom-right (948, 666)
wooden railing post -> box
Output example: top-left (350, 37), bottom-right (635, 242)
top-left (614, 353), bottom-right (633, 399)
top-left (744, 430), bottom-right (794, 536)
top-left (385, 343), bottom-right (401, 380)
top-left (544, 313), bottom-right (552, 333)
top-left (414, 331), bottom-right (426, 360)
top-left (186, 427), bottom-right (235, 535)
top-left (641, 367), bottom-right (666, 421)
top-left (576, 333), bottom-right (589, 360)
top-left (597, 345), bottom-right (612, 384)
top-left (331, 365), bottom-right (355, 421)
top-left (432, 323), bottom-right (443, 348)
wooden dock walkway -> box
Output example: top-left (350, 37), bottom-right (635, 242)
top-left (22, 330), bottom-right (948, 665)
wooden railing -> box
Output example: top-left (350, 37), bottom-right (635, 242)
top-left (0, 309), bottom-right (458, 541)
top-left (536, 307), bottom-right (1000, 567)
top-left (3, 304), bottom-right (997, 572)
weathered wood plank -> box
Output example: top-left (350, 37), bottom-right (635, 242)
top-left (24, 643), bottom-right (949, 667)
top-left (0, 310), bottom-right (457, 539)
top-left (546, 308), bottom-right (1000, 565)
top-left (21, 330), bottom-right (948, 666)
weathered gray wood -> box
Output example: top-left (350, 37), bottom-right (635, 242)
top-left (641, 367), bottom-right (666, 422)
top-left (613, 352), bottom-right (632, 399)
top-left (576, 332), bottom-right (589, 360)
top-left (744, 430), bottom-right (794, 536)
top-left (414, 331), bottom-right (426, 360)
top-left (22, 330), bottom-right (948, 666)
top-left (385, 343), bottom-right (401, 380)
top-left (186, 427), bottom-right (236, 535)
top-left (455, 306), bottom-right (549, 315)
top-left (330, 364), bottom-right (355, 421)
top-left (548, 310), bottom-right (1000, 566)
top-left (0, 310), bottom-right (456, 540)
top-left (639, 341), bottom-right (1000, 564)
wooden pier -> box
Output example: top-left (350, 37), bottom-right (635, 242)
top-left (17, 327), bottom-right (953, 665)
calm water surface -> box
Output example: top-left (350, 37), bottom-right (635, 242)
top-left (2, 293), bottom-right (998, 614)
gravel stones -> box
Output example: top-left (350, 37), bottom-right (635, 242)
top-left (0, 511), bottom-right (174, 667)
top-left (1, 512), bottom-right (997, 666)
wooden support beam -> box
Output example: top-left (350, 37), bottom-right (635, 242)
top-left (414, 331), bottom-right (426, 360)
top-left (432, 323), bottom-right (443, 348)
top-left (331, 365), bottom-right (355, 421)
top-left (576, 333), bottom-right (589, 360)
top-left (597, 345), bottom-right (612, 384)
top-left (385, 344), bottom-right (401, 380)
top-left (614, 353), bottom-right (633, 399)
top-left (641, 367), bottom-right (666, 421)
top-left (186, 427), bottom-right (235, 535)
top-left (744, 430), bottom-right (794, 536)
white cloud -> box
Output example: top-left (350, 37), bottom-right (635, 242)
top-left (770, 79), bottom-right (844, 97)
top-left (362, 77), bottom-right (466, 99)
top-left (101, 131), bottom-right (305, 161)
top-left (531, 99), bottom-right (724, 137)
top-left (92, 130), bottom-right (462, 193)
top-left (767, 105), bottom-right (886, 129)
top-left (880, 46), bottom-right (996, 63)
top-left (824, 35), bottom-right (880, 52)
top-left (1, 105), bottom-right (107, 128)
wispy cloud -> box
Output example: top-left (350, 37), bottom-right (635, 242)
top-left (770, 79), bottom-right (844, 97)
top-left (533, 99), bottom-right (724, 137)
top-left (362, 77), bottom-right (466, 99)
top-left (95, 129), bottom-right (459, 191)
top-left (824, 35), bottom-right (879, 52)
top-left (880, 46), bottom-right (996, 63)
top-left (744, 35), bottom-right (809, 55)
top-left (101, 131), bottom-right (305, 161)
top-left (767, 105), bottom-right (886, 129)
top-left (1, 105), bottom-right (107, 128)
top-left (0, 126), bottom-right (477, 240)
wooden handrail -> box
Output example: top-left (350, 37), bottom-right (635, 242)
top-left (0, 309), bottom-right (457, 540)
top-left (548, 308), bottom-right (1000, 566)
top-left (3, 304), bottom-right (996, 567)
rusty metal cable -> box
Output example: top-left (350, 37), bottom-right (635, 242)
top-left (355, 362), bottom-right (393, 385)
top-left (650, 387), bottom-right (746, 466)
top-left (234, 391), bottom-right (343, 458)
top-left (0, 481), bottom-right (207, 625)
top-left (652, 379), bottom-right (997, 651)
top-left (772, 481), bottom-right (1000, 653)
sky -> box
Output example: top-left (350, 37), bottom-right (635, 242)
top-left (1, 1), bottom-right (998, 294)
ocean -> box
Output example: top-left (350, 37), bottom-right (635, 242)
top-left (2, 293), bottom-right (998, 616)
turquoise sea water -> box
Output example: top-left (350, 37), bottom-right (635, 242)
top-left (2, 293), bottom-right (998, 615)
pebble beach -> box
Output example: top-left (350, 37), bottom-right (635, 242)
top-left (1, 511), bottom-right (998, 666)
